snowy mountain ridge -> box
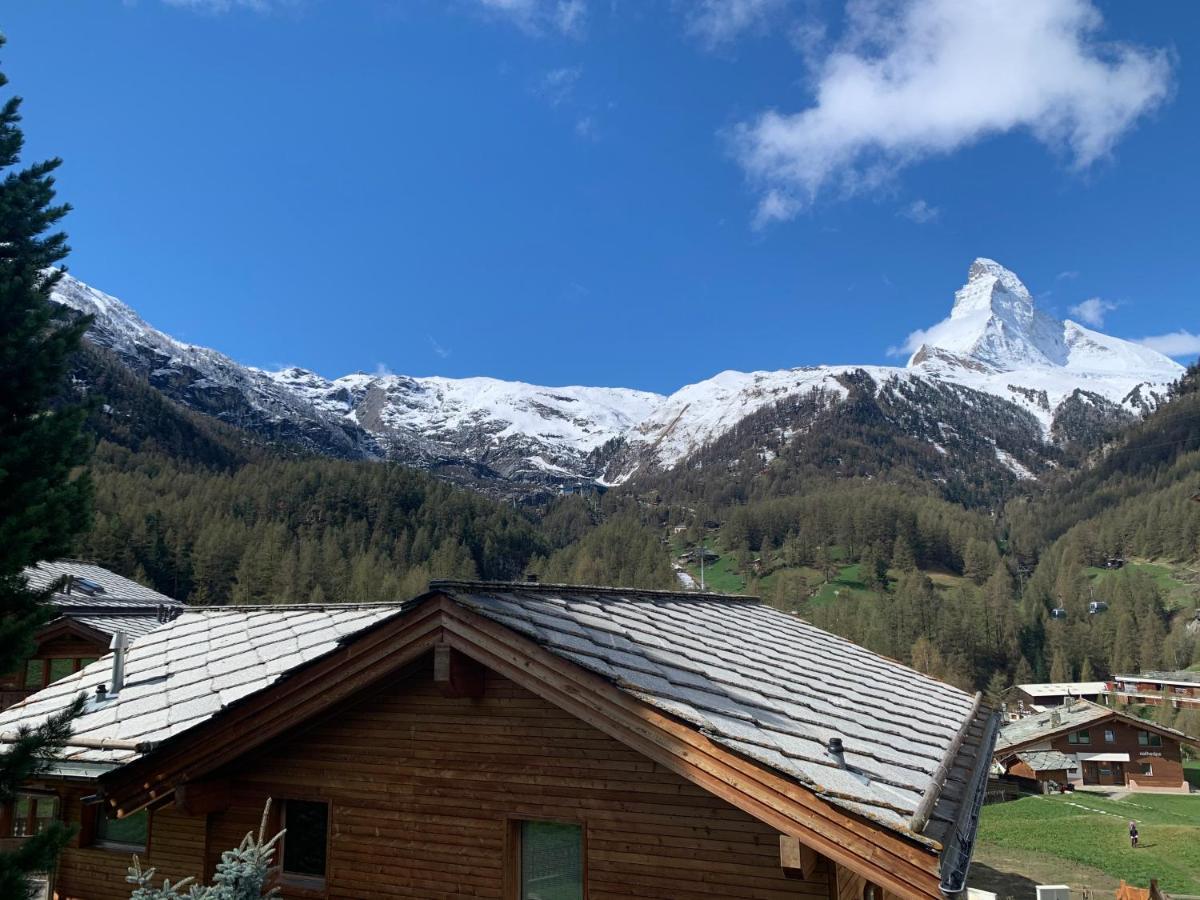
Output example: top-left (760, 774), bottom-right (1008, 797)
top-left (53, 259), bottom-right (1184, 497)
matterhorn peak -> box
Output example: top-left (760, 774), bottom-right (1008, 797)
top-left (952, 257), bottom-right (1035, 319)
top-left (907, 257), bottom-right (1067, 372)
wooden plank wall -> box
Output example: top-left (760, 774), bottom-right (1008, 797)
top-left (205, 657), bottom-right (833, 900)
top-left (53, 792), bottom-right (206, 900)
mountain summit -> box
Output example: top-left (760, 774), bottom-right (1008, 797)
top-left (908, 258), bottom-right (1069, 371)
top-left (52, 260), bottom-right (1185, 498)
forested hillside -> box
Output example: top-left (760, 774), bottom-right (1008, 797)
top-left (657, 362), bottom-right (1200, 705)
top-left (64, 339), bottom-right (1200, 711)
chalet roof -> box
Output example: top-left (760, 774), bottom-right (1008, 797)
top-left (1015, 681), bottom-right (1107, 698)
top-left (0, 604), bottom-right (407, 768)
top-left (430, 582), bottom-right (997, 858)
top-left (0, 581), bottom-right (996, 890)
top-left (995, 701), bottom-right (1111, 752)
top-left (995, 699), bottom-right (1200, 754)
top-left (1015, 750), bottom-right (1078, 772)
top-left (24, 560), bottom-right (185, 640)
top-left (1113, 670), bottom-right (1200, 686)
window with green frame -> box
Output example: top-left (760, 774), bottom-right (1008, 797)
top-left (517, 820), bottom-right (583, 900)
top-left (1138, 731), bottom-right (1162, 747)
top-left (9, 793), bottom-right (58, 837)
top-left (1067, 729), bottom-right (1091, 745)
top-left (95, 808), bottom-right (148, 850)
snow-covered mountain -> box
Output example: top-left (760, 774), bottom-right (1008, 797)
top-left (53, 259), bottom-right (1183, 498)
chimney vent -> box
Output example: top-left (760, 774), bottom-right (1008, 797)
top-left (827, 736), bottom-right (846, 767)
top-left (109, 632), bottom-right (130, 696)
top-left (96, 684), bottom-right (107, 701)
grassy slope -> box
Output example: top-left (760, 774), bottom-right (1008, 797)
top-left (1085, 558), bottom-right (1200, 611)
top-left (977, 792), bottom-right (1200, 893)
top-left (675, 538), bottom-right (974, 607)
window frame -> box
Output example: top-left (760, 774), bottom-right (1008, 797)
top-left (1103, 728), bottom-right (1115, 744)
top-left (89, 806), bottom-right (149, 853)
top-left (277, 797), bottom-right (332, 892)
top-left (505, 816), bottom-right (587, 900)
top-left (1137, 731), bottom-right (1163, 747)
top-left (1, 791), bottom-right (59, 839)
top-left (1067, 729), bottom-right (1091, 745)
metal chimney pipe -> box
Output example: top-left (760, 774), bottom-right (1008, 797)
top-left (109, 632), bottom-right (130, 696)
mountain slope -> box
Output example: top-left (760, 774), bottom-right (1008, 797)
top-left (53, 259), bottom-right (1184, 501)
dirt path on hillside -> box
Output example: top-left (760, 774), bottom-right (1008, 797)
top-left (970, 843), bottom-right (1121, 898)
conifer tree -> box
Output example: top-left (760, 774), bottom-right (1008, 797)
top-left (0, 34), bottom-right (92, 895)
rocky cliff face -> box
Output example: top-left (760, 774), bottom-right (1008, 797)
top-left (53, 259), bottom-right (1184, 500)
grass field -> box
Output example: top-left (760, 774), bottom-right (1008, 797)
top-left (1085, 559), bottom-right (1200, 610)
top-left (976, 791), bottom-right (1200, 893)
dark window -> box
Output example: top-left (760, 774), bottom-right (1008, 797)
top-left (1067, 730), bottom-right (1091, 745)
top-left (1103, 729), bottom-right (1115, 744)
top-left (95, 808), bottom-right (147, 850)
top-left (23, 659), bottom-right (43, 689)
top-left (281, 800), bottom-right (328, 879)
top-left (9, 794), bottom-right (58, 837)
top-left (47, 658), bottom-right (73, 684)
top-left (1137, 731), bottom-right (1162, 747)
top-left (519, 821), bottom-right (583, 900)
top-left (1139, 763), bottom-right (1153, 776)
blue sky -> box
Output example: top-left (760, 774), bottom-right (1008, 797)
top-left (2, 0), bottom-right (1197, 392)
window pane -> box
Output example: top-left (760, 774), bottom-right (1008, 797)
top-left (97, 809), bottom-right (147, 848)
top-left (32, 797), bottom-right (57, 835)
top-left (521, 821), bottom-right (582, 900)
top-left (24, 660), bottom-right (43, 689)
top-left (12, 797), bottom-right (31, 836)
top-left (47, 659), bottom-right (73, 684)
top-left (282, 801), bottom-right (328, 878)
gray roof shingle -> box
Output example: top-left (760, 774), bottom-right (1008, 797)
top-left (432, 581), bottom-right (996, 855)
top-left (0, 604), bottom-right (406, 768)
top-left (24, 560), bottom-right (186, 641)
top-left (0, 581), bottom-right (996, 870)
top-left (1015, 750), bottom-right (1078, 772)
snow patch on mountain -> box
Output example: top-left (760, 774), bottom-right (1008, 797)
top-left (51, 258), bottom-right (1185, 495)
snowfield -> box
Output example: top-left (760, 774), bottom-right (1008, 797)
top-left (52, 258), bottom-right (1184, 489)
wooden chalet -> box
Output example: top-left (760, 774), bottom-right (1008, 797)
top-left (1103, 670), bottom-right (1200, 711)
top-left (994, 699), bottom-right (1199, 792)
top-left (0, 581), bottom-right (998, 899)
top-left (0, 561), bottom-right (184, 710)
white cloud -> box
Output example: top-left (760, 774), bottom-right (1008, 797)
top-left (733, 0), bottom-right (1172, 223)
top-left (1068, 296), bottom-right (1117, 327)
top-left (1136, 331), bottom-right (1200, 359)
top-left (900, 198), bottom-right (939, 223)
top-left (885, 325), bottom-right (934, 358)
top-left (535, 66), bottom-right (582, 107)
top-left (575, 115), bottom-right (598, 139)
top-left (427, 336), bottom-right (452, 359)
top-left (1056, 269), bottom-right (1080, 280)
top-left (686, 0), bottom-right (790, 48)
top-left (477, 0), bottom-right (586, 37)
top-left (161, 0), bottom-right (294, 11)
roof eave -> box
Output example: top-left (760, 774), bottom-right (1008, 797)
top-left (937, 708), bottom-right (1000, 897)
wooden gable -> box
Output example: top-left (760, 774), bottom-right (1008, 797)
top-left (96, 594), bottom-right (947, 897)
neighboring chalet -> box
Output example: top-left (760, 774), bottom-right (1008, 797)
top-left (0, 582), bottom-right (998, 899)
top-left (1005, 681), bottom-right (1107, 718)
top-left (0, 561), bottom-right (184, 710)
top-left (1103, 670), bottom-right (1200, 711)
top-left (993, 699), bottom-right (1199, 792)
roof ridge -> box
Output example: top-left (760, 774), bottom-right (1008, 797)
top-left (182, 602), bottom-right (412, 613)
top-left (429, 579), bottom-right (761, 602)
